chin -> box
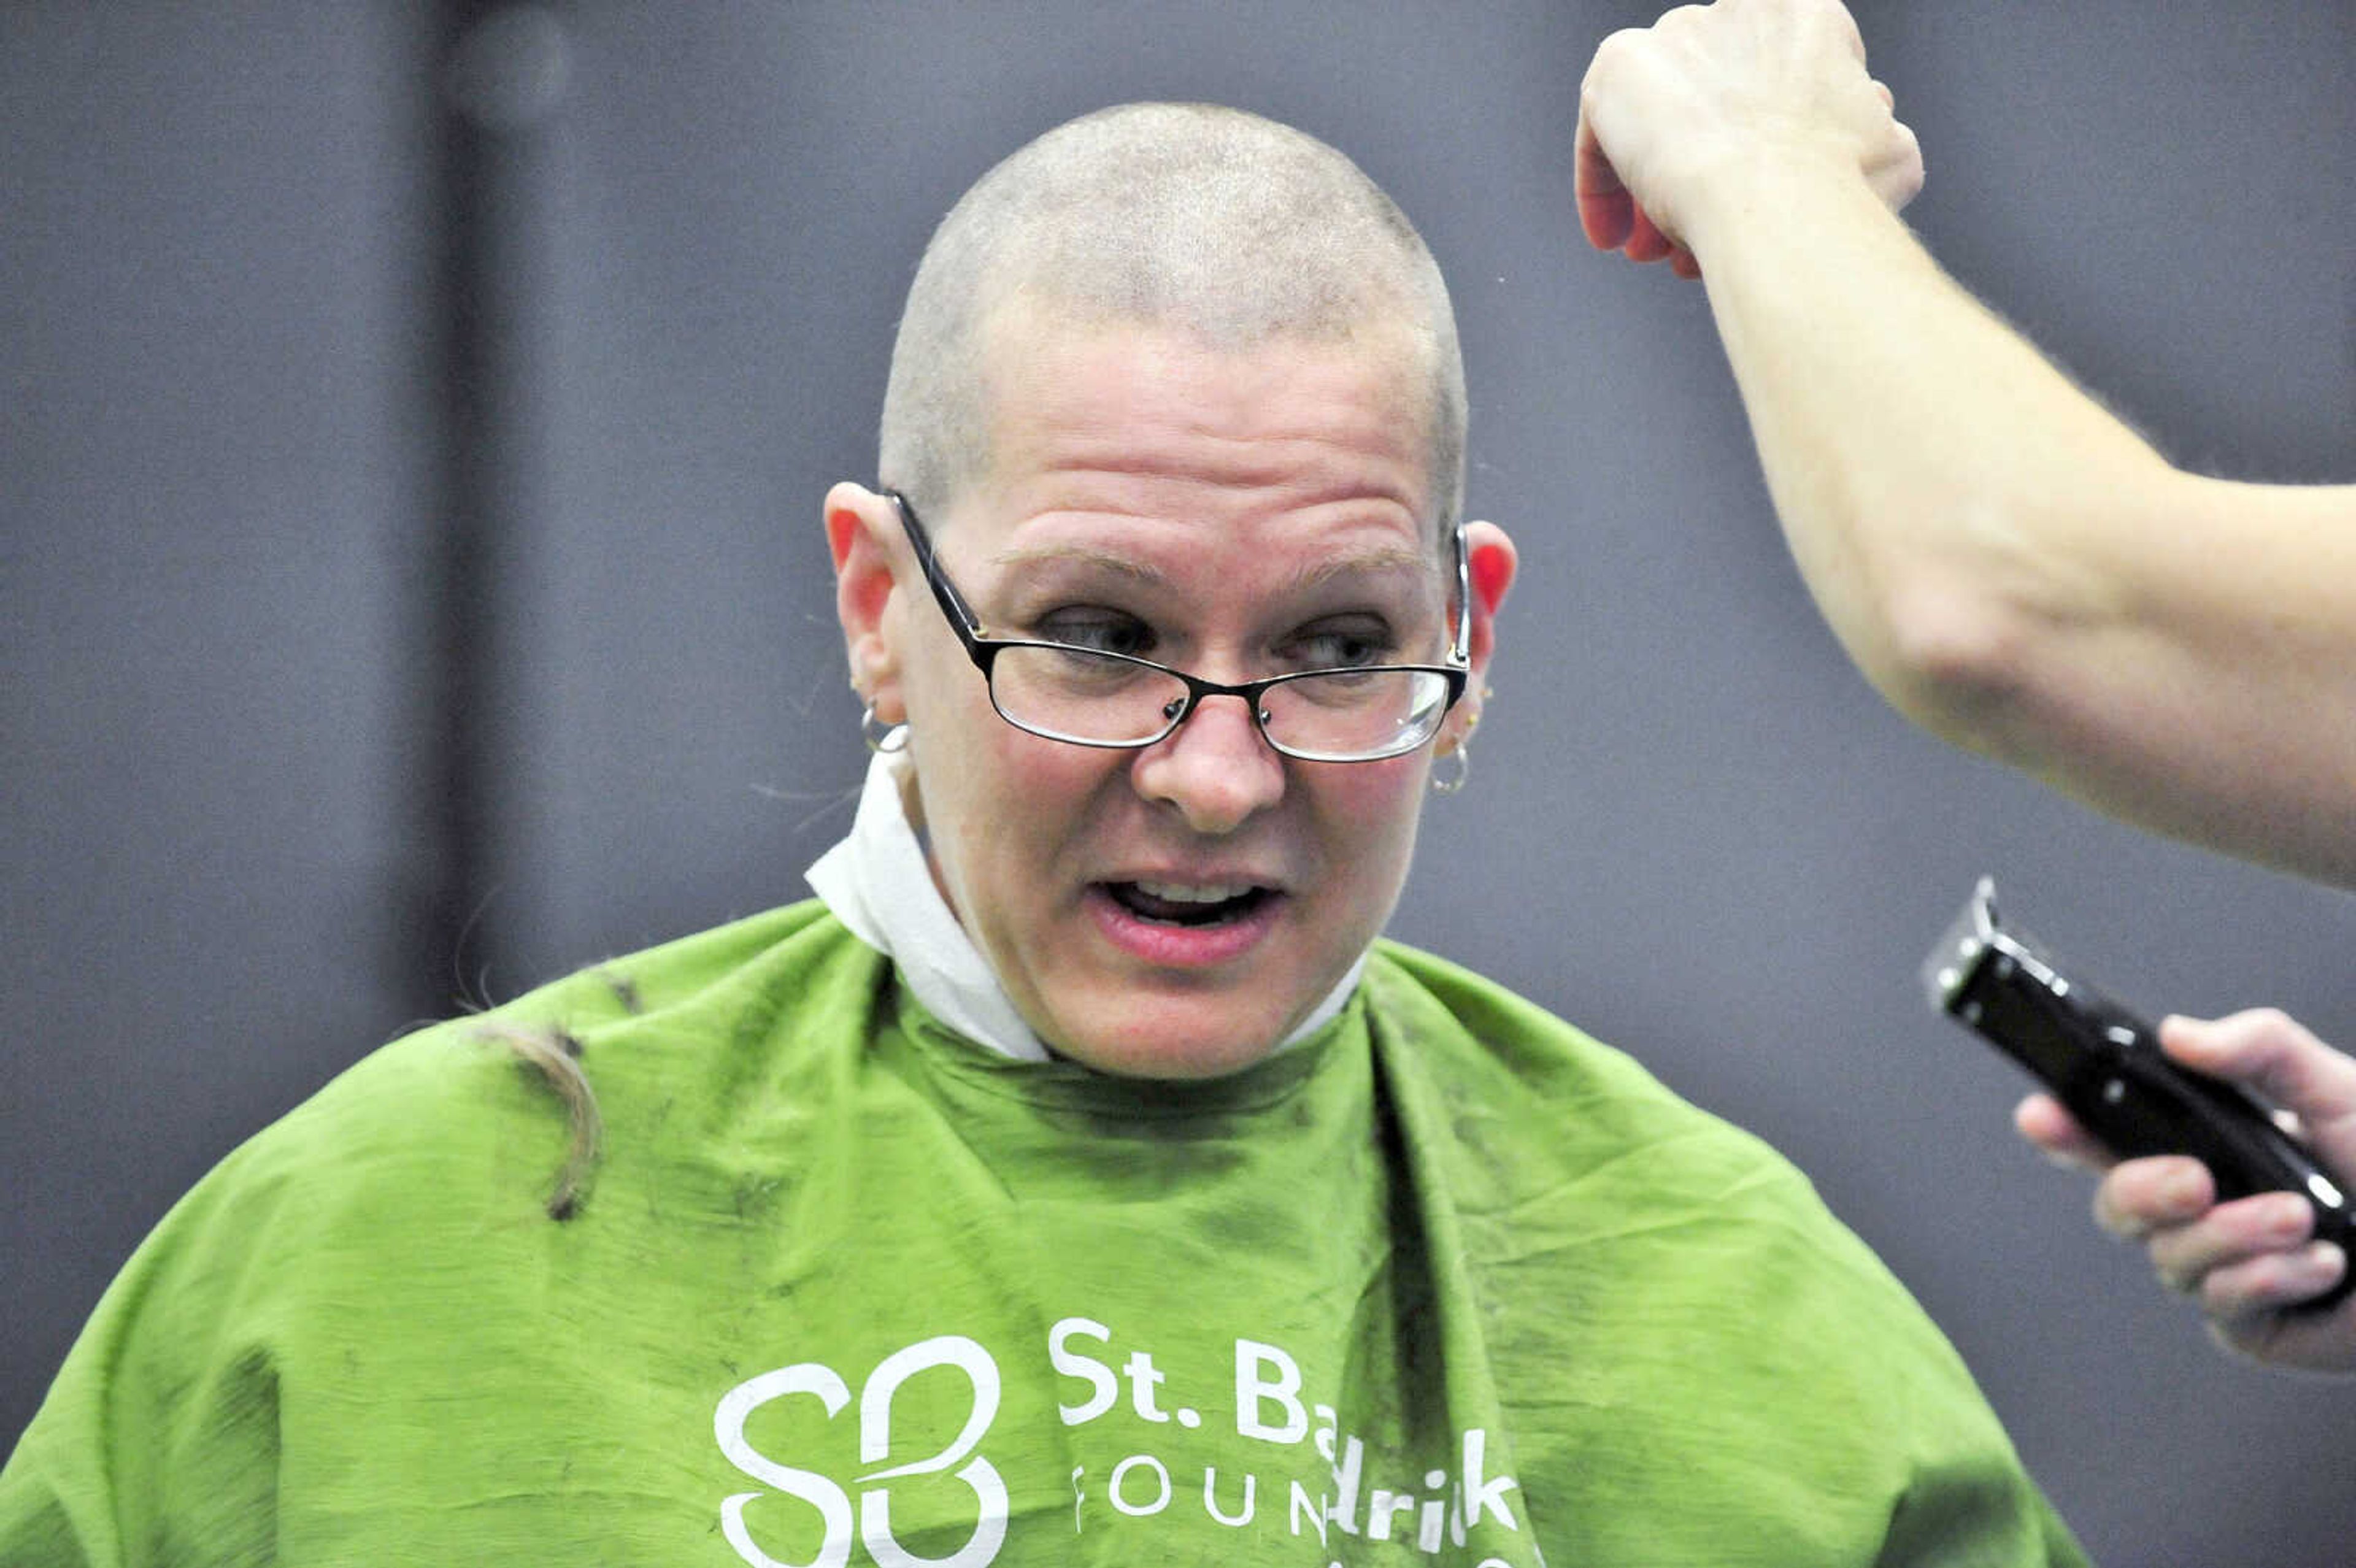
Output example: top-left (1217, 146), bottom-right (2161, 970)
top-left (1047, 1004), bottom-right (1298, 1082)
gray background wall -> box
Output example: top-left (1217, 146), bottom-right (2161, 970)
top-left (4, 2), bottom-right (2351, 1561)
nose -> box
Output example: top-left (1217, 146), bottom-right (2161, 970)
top-left (1129, 691), bottom-right (1287, 834)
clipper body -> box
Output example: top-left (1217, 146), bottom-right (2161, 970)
top-left (1924, 877), bottom-right (2353, 1310)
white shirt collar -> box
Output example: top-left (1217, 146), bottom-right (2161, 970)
top-left (805, 750), bottom-right (1364, 1062)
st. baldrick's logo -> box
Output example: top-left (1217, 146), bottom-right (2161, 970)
top-left (715, 1322), bottom-right (1530, 1567)
top-left (715, 1334), bottom-right (1007, 1568)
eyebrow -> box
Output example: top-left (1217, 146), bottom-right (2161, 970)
top-left (984, 542), bottom-right (1166, 585)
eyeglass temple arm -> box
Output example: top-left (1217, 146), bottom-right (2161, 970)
top-left (1447, 522), bottom-right (1472, 666)
top-left (884, 488), bottom-right (990, 637)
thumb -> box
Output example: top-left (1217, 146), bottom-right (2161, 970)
top-left (2162, 1009), bottom-right (2356, 1170)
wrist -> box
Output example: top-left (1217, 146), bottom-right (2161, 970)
top-left (1669, 135), bottom-right (1888, 261)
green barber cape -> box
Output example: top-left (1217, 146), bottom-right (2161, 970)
top-left (1, 902), bottom-right (2088, 1566)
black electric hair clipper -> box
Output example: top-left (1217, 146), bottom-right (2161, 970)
top-left (1922, 875), bottom-right (2354, 1310)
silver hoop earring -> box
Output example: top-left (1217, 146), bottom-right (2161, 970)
top-left (1429, 742), bottom-right (1469, 796)
top-left (861, 703), bottom-right (909, 755)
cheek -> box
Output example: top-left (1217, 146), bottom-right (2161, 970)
top-left (922, 721), bottom-right (1117, 888)
top-left (1314, 758), bottom-right (1429, 865)
top-left (972, 728), bottom-right (1112, 817)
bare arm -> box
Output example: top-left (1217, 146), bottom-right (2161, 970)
top-left (1576, 0), bottom-right (2356, 886)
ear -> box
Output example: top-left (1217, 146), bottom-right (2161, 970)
top-left (1441, 520), bottom-right (1516, 748)
top-left (1462, 520), bottom-right (1516, 673)
top-left (825, 481), bottom-right (910, 726)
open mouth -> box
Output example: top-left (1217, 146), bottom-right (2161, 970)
top-left (1103, 880), bottom-right (1274, 927)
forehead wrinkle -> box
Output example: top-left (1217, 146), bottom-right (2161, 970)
top-left (984, 536), bottom-right (1437, 600)
top-left (1022, 399), bottom-right (1429, 497)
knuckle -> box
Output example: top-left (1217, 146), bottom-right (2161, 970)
top-left (1587, 28), bottom-right (1644, 82)
top-left (2092, 1194), bottom-right (2142, 1241)
top-left (2244, 1006), bottom-right (2297, 1036)
top-left (2196, 1274), bottom-right (2241, 1316)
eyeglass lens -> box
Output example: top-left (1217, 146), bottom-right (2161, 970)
top-left (987, 645), bottom-right (1449, 760)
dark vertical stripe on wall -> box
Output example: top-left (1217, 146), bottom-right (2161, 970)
top-left (404, 2), bottom-right (568, 1020)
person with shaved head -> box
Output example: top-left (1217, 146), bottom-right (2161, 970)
top-left (3, 101), bottom-right (2086, 1566)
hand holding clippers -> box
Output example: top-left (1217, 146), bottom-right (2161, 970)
top-left (1922, 876), bottom-right (2354, 1311)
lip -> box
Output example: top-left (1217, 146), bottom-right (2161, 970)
top-left (1085, 882), bottom-right (1287, 969)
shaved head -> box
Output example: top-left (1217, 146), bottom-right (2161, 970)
top-left (879, 102), bottom-right (1466, 538)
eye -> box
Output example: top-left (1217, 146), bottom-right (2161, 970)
top-left (1032, 609), bottom-right (1156, 660)
top-left (1286, 618), bottom-right (1398, 671)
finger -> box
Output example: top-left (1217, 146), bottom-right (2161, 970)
top-left (2090, 1155), bottom-right (2214, 1240)
top-left (1866, 121), bottom-right (1926, 214)
top-left (2145, 1190), bottom-right (2314, 1293)
top-left (1854, 58), bottom-right (1921, 214)
top-left (2161, 1010), bottom-right (2356, 1131)
top-left (1578, 188), bottom-right (1638, 254)
top-left (2201, 1240), bottom-right (2350, 1322)
top-left (2208, 1264), bottom-right (2356, 1374)
top-left (2013, 1092), bottom-right (2116, 1170)
top-left (1668, 245), bottom-right (1701, 282)
top-left (1624, 204), bottom-right (1676, 263)
top-left (1572, 110), bottom-right (1636, 251)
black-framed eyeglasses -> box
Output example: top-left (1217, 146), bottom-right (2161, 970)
top-left (885, 489), bottom-right (1471, 763)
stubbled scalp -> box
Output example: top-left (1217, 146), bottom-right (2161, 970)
top-left (880, 102), bottom-right (1466, 536)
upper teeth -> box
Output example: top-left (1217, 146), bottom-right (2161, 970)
top-left (1133, 880), bottom-right (1255, 903)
